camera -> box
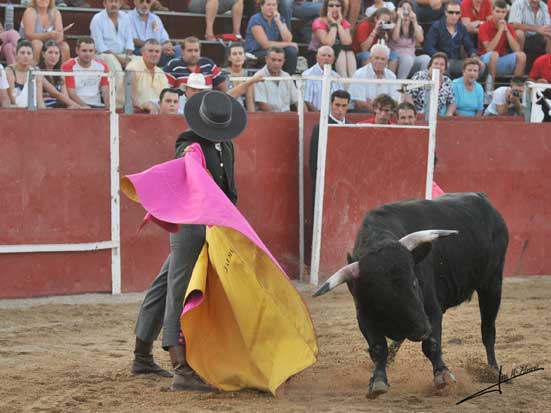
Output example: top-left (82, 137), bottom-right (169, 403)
top-left (381, 22), bottom-right (395, 30)
top-left (512, 90), bottom-right (522, 98)
top-left (403, 9), bottom-right (410, 16)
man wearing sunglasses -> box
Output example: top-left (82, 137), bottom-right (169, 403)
top-left (424, 0), bottom-right (484, 78)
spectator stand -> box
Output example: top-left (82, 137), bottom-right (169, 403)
top-left (526, 81), bottom-right (551, 122)
top-left (0, 69), bottom-right (124, 294)
top-left (308, 66), bottom-right (441, 285)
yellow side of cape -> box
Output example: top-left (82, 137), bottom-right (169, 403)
top-left (182, 226), bottom-right (318, 395)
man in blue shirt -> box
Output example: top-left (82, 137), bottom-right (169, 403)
top-left (424, 0), bottom-right (484, 78)
top-left (128, 0), bottom-right (181, 67)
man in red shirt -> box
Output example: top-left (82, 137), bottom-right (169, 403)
top-left (461, 0), bottom-right (492, 35)
top-left (529, 54), bottom-right (551, 83)
top-left (358, 93), bottom-right (397, 124)
top-left (478, 0), bottom-right (526, 92)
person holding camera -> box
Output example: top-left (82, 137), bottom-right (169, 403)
top-left (352, 7), bottom-right (399, 69)
top-left (484, 76), bottom-right (526, 116)
top-left (389, 0), bottom-right (430, 78)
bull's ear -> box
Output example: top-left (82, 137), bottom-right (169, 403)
top-left (346, 253), bottom-right (355, 264)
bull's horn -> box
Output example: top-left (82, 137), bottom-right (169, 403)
top-left (399, 230), bottom-right (458, 251)
top-left (312, 262), bottom-right (360, 297)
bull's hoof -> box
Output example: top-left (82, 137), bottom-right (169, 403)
top-left (366, 379), bottom-right (389, 399)
top-left (434, 370), bottom-right (457, 389)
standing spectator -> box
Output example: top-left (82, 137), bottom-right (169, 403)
top-left (224, 43), bottom-right (256, 111)
top-left (484, 76), bottom-right (526, 116)
top-left (5, 40), bottom-right (44, 108)
top-left (0, 63), bottom-right (10, 108)
top-left (245, 0), bottom-right (299, 74)
top-left (309, 0), bottom-right (356, 78)
top-left (38, 40), bottom-right (82, 108)
top-left (254, 46), bottom-right (298, 112)
top-left (126, 39), bottom-right (169, 112)
top-left (163, 36), bottom-right (227, 92)
top-left (279, 0), bottom-right (323, 43)
top-left (158, 87), bottom-right (180, 115)
top-left (396, 101), bottom-right (417, 124)
top-left (424, 0), bottom-right (482, 78)
top-left (414, 0), bottom-right (445, 25)
top-left (529, 53), bottom-right (551, 83)
top-left (187, 0), bottom-right (244, 41)
top-left (350, 43), bottom-right (401, 112)
top-left (19, 0), bottom-right (70, 64)
top-left (508, 0), bottom-right (551, 70)
top-left (0, 22), bottom-right (20, 65)
top-left (345, 0), bottom-right (361, 29)
top-left (309, 89), bottom-right (350, 195)
top-left (128, 0), bottom-right (181, 67)
top-left (61, 37), bottom-right (110, 108)
top-left (451, 57), bottom-right (483, 116)
top-left (390, 0), bottom-right (430, 79)
top-left (365, 0), bottom-right (395, 18)
top-left (478, 0), bottom-right (526, 94)
top-left (352, 8), bottom-right (399, 69)
top-left (91, 0), bottom-right (135, 107)
top-left (302, 46), bottom-right (344, 111)
top-left (460, 0), bottom-right (492, 37)
top-left (358, 93), bottom-right (398, 123)
top-left (410, 51), bottom-right (456, 115)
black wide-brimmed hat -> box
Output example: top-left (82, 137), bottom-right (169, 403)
top-left (184, 90), bottom-right (247, 142)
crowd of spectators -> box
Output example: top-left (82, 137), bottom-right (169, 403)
top-left (0, 0), bottom-right (550, 118)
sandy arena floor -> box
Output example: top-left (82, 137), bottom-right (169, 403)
top-left (1, 276), bottom-right (550, 413)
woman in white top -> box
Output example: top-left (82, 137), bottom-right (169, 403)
top-left (5, 40), bottom-right (44, 108)
top-left (224, 43), bottom-right (256, 112)
top-left (389, 0), bottom-right (430, 79)
top-left (19, 0), bottom-right (70, 64)
top-left (365, 0), bottom-right (395, 18)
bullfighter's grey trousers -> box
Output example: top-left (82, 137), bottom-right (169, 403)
top-left (135, 224), bottom-right (206, 349)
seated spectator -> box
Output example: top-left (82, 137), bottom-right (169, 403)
top-left (0, 22), bottom-right (20, 65)
top-left (90, 0), bottom-right (135, 107)
top-left (164, 36), bottom-right (227, 92)
top-left (19, 0), bottom-right (70, 64)
top-left (245, 0), bottom-right (298, 74)
top-left (352, 8), bottom-right (399, 69)
top-left (158, 87), bottom-right (180, 115)
top-left (128, 0), bottom-right (181, 67)
top-left (309, 0), bottom-right (356, 78)
top-left (224, 42), bottom-right (257, 111)
top-left (478, 0), bottom-right (526, 93)
top-left (451, 57), bottom-right (483, 116)
top-left (302, 46), bottom-right (344, 111)
top-left (414, 0), bottom-right (445, 25)
top-left (279, 0), bottom-right (322, 43)
top-left (484, 76), bottom-right (526, 116)
top-left (508, 0), bottom-right (551, 71)
top-left (38, 40), bottom-right (82, 108)
top-left (351, 43), bottom-right (401, 112)
top-left (389, 0), bottom-right (430, 79)
top-left (5, 40), bottom-right (44, 108)
top-left (396, 101), bottom-right (417, 124)
top-left (309, 89), bottom-right (350, 195)
top-left (529, 53), bottom-right (551, 83)
top-left (460, 0), bottom-right (492, 38)
top-left (365, 0), bottom-right (395, 18)
top-left (254, 46), bottom-right (298, 112)
top-left (187, 0), bottom-right (244, 41)
top-left (424, 0), bottom-right (483, 78)
top-left (126, 39), bottom-right (169, 112)
top-left (143, 73), bottom-right (211, 113)
top-left (0, 63), bottom-right (10, 108)
top-left (410, 51), bottom-right (456, 115)
top-left (358, 93), bottom-right (398, 123)
top-left (61, 37), bottom-right (110, 108)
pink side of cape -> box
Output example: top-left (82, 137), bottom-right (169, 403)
top-left (432, 181), bottom-right (445, 198)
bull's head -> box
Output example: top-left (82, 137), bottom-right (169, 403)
top-left (313, 230), bottom-right (458, 341)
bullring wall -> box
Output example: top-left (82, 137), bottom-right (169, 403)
top-left (0, 111), bottom-right (549, 298)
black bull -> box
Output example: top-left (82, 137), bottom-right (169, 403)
top-left (313, 193), bottom-right (509, 398)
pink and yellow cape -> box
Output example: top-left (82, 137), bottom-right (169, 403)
top-left (121, 144), bottom-right (318, 395)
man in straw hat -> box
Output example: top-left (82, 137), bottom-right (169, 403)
top-left (131, 90), bottom-right (247, 392)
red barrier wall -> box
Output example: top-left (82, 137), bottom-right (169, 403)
top-left (1, 111), bottom-right (549, 298)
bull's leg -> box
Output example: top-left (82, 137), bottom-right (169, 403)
top-left (421, 308), bottom-right (456, 388)
top-left (357, 312), bottom-right (389, 399)
top-left (477, 274), bottom-right (503, 371)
